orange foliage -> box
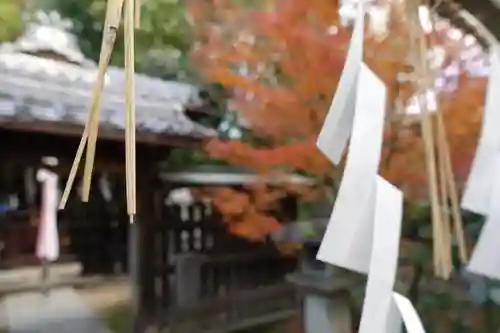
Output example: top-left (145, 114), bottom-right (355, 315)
top-left (189, 0), bottom-right (486, 239)
top-left (208, 186), bottom-right (283, 240)
top-left (380, 74), bottom-right (487, 198)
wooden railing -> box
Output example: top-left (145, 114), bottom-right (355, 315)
top-left (164, 283), bottom-right (298, 333)
top-left (160, 251), bottom-right (298, 333)
top-left (141, 201), bottom-right (300, 333)
top-left (143, 249), bottom-right (298, 333)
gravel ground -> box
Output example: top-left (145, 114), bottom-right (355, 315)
top-left (0, 279), bottom-right (130, 333)
top-left (77, 281), bottom-right (130, 313)
top-left (3, 288), bottom-right (111, 333)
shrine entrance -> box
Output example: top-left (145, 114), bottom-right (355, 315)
top-left (0, 10), bottom-right (214, 277)
top-left (138, 165), bottom-right (305, 332)
top-left (0, 131), bottom-right (131, 272)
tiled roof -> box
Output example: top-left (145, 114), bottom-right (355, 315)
top-left (0, 51), bottom-right (215, 139)
top-left (0, 11), bottom-right (215, 142)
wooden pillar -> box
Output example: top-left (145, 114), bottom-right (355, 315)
top-left (133, 157), bottom-right (158, 332)
top-left (129, 221), bottom-right (140, 333)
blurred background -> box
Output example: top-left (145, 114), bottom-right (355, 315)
top-left (0, 0), bottom-right (498, 332)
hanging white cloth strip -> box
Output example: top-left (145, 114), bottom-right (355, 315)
top-left (35, 168), bottom-right (60, 262)
top-left (316, 63), bottom-right (387, 274)
top-left (316, 1), bottom-right (365, 165)
top-left (467, 153), bottom-right (500, 279)
top-left (99, 173), bottom-right (113, 203)
top-left (461, 48), bottom-right (500, 215)
top-left (358, 177), bottom-right (403, 333)
top-left (315, 1), bottom-right (427, 328)
top-left (393, 292), bottom-right (427, 333)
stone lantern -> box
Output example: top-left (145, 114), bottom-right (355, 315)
top-left (273, 218), bottom-right (362, 333)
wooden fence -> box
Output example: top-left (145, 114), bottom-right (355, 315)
top-left (140, 200), bottom-right (299, 333)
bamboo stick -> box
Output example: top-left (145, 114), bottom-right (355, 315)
top-left (124, 0), bottom-right (137, 222)
top-left (436, 118), bottom-right (452, 278)
top-left (426, 0), bottom-right (468, 265)
top-left (59, 132), bottom-right (88, 209)
top-left (414, 33), bottom-right (445, 277)
top-left (405, 0), bottom-right (447, 276)
top-left (59, 0), bottom-right (124, 208)
top-left (81, 0), bottom-right (124, 202)
top-left (416, 92), bottom-right (445, 275)
top-left (135, 0), bottom-right (141, 28)
top-left (410, 0), bottom-right (468, 276)
top-left (425, 1), bottom-right (468, 267)
top-left (436, 108), bottom-right (468, 263)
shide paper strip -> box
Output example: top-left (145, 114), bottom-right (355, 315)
top-left (393, 293), bottom-right (427, 333)
top-left (316, 1), bottom-right (365, 165)
top-left (316, 63), bottom-right (387, 274)
top-left (461, 48), bottom-right (500, 215)
top-left (358, 177), bottom-right (403, 333)
top-left (467, 153), bottom-right (500, 279)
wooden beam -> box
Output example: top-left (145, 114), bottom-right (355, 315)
top-left (0, 120), bottom-right (205, 149)
top-left (436, 0), bottom-right (500, 46)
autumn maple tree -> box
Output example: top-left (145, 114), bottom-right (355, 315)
top-left (188, 0), bottom-right (486, 240)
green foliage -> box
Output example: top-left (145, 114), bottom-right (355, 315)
top-left (0, 0), bottom-right (23, 43)
top-left (167, 148), bottom-right (226, 168)
top-left (100, 303), bottom-right (130, 333)
top-left (399, 202), bottom-right (500, 333)
top-left (463, 211), bottom-right (486, 239)
top-left (53, 0), bottom-right (193, 79)
top-left (100, 303), bottom-right (291, 333)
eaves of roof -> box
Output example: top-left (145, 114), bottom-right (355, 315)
top-left (436, 0), bottom-right (500, 47)
top-left (160, 165), bottom-right (313, 186)
top-left (0, 50), bottom-right (216, 147)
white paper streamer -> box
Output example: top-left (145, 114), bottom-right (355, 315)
top-left (393, 293), bottom-right (427, 333)
top-left (358, 177), bottom-right (403, 333)
top-left (461, 48), bottom-right (500, 215)
top-left (316, 2), bottom-right (365, 165)
top-left (314, 8), bottom-right (429, 329)
top-left (99, 173), bottom-right (113, 202)
top-left (316, 63), bottom-right (387, 274)
top-left (36, 168), bottom-right (60, 262)
top-left (467, 153), bottom-right (500, 279)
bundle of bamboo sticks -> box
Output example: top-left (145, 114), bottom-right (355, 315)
top-left (404, 0), bottom-right (467, 278)
top-left (59, 0), bottom-right (142, 224)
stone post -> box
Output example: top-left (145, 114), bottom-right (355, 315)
top-left (287, 243), bottom-right (362, 333)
